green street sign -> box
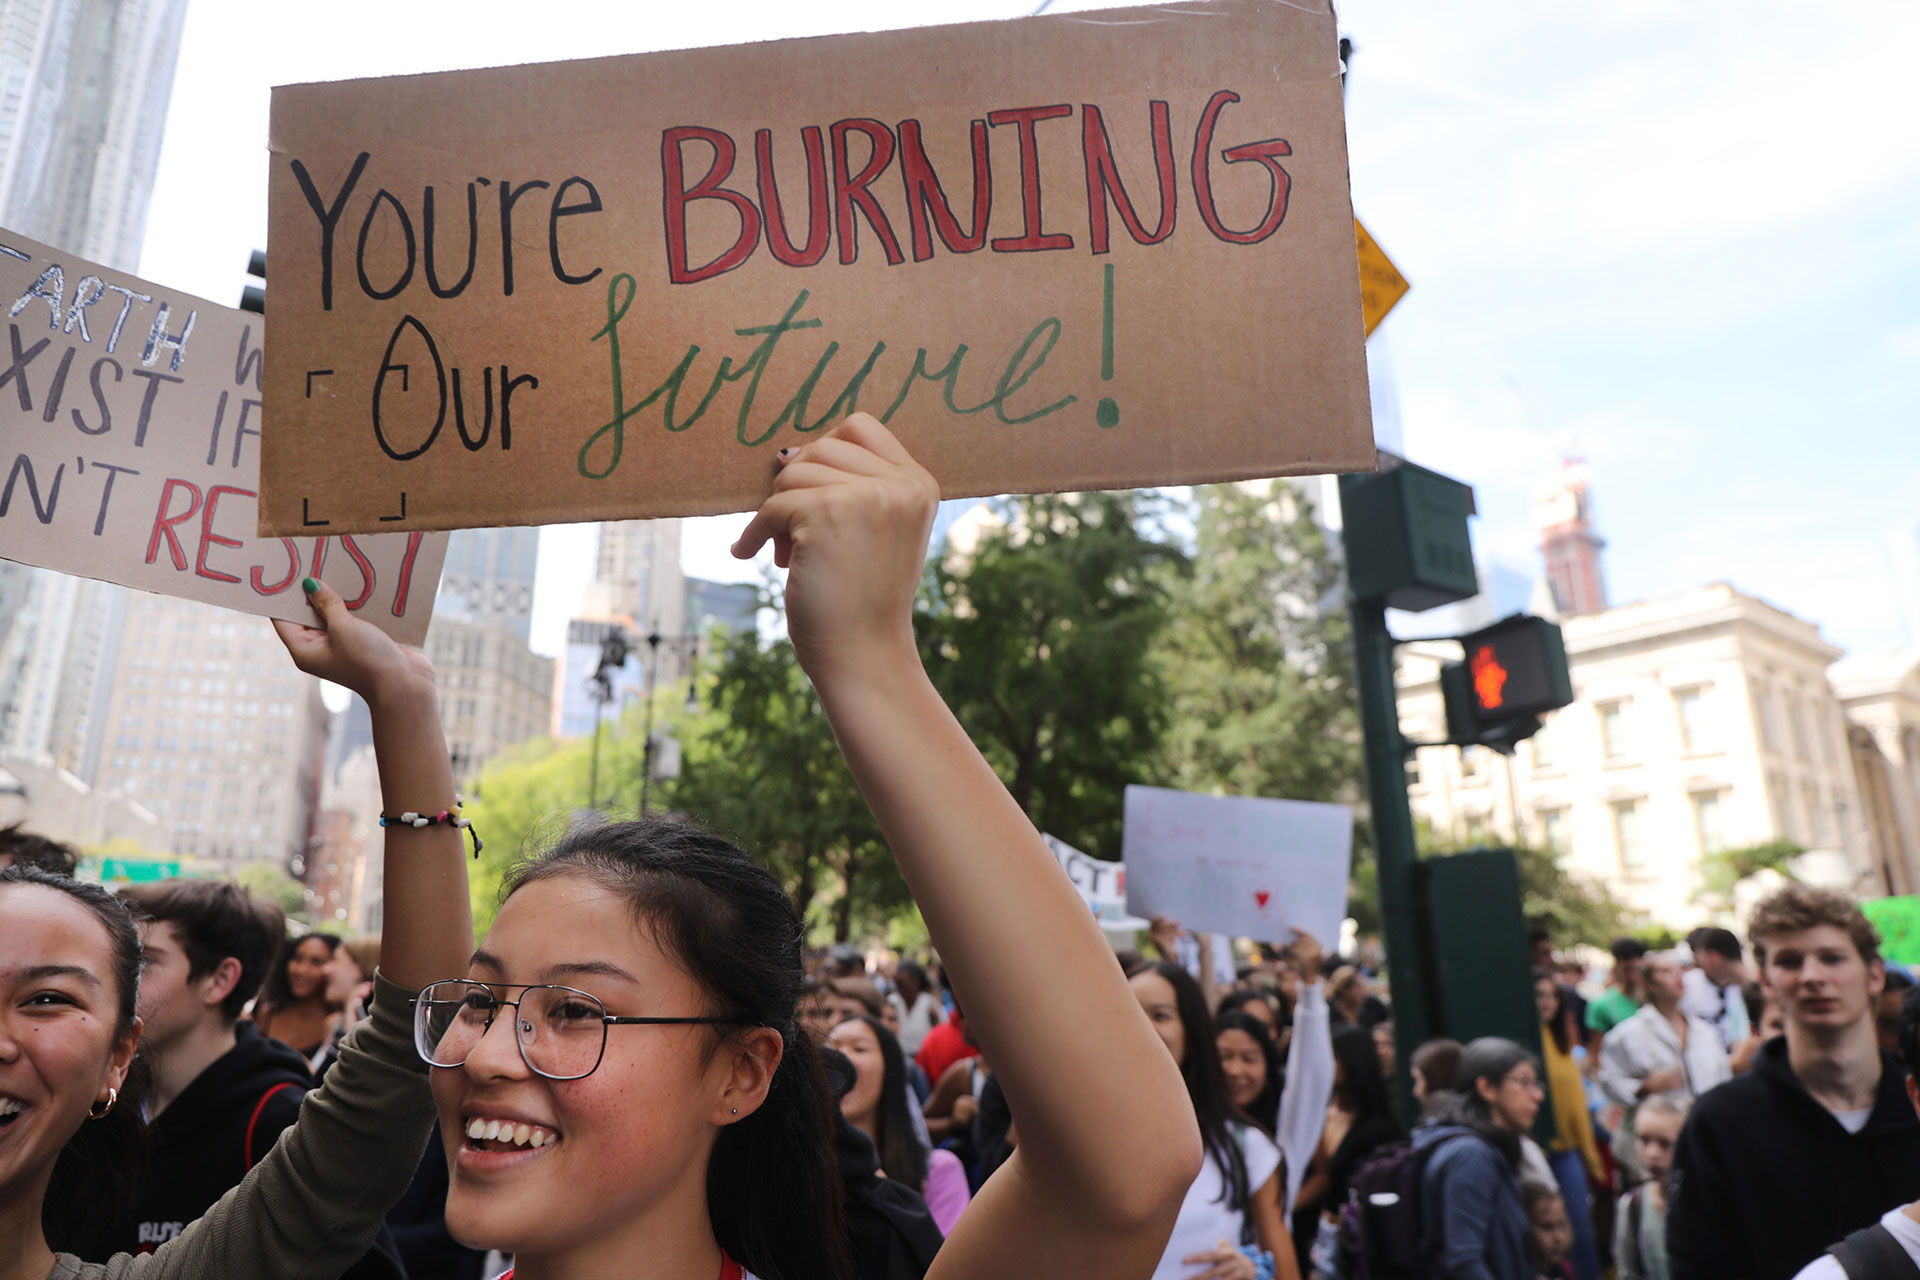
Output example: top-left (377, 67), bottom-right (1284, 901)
top-left (99, 858), bottom-right (180, 883)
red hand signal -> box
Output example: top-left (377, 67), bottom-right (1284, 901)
top-left (1470, 644), bottom-right (1508, 710)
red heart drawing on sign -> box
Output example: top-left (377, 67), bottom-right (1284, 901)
top-left (1254, 890), bottom-right (1271, 909)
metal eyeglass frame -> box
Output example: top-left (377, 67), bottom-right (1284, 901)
top-left (414, 979), bottom-right (751, 1081)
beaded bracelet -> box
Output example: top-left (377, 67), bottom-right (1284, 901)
top-left (379, 793), bottom-right (484, 858)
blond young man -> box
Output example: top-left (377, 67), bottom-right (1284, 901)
top-left (1667, 885), bottom-right (1920, 1280)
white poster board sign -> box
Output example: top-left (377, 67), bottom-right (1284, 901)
top-left (1042, 833), bottom-right (1149, 931)
top-left (1122, 784), bottom-right (1353, 946)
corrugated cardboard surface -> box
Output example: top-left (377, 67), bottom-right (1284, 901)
top-left (0, 230), bottom-right (445, 643)
top-left (261, 0), bottom-right (1372, 536)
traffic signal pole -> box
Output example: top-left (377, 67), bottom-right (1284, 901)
top-left (1348, 593), bottom-right (1431, 1121)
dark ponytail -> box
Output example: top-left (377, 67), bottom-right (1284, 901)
top-left (506, 818), bottom-right (851, 1280)
top-left (0, 866), bottom-right (152, 1252)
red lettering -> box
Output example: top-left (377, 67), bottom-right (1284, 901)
top-left (251, 537), bottom-right (301, 596)
top-left (309, 536), bottom-right (328, 582)
top-left (987, 105), bottom-right (1074, 253)
top-left (1082, 101), bottom-right (1177, 254)
top-left (194, 484), bottom-right (252, 584)
top-left (1191, 91), bottom-right (1291, 246)
top-left (830, 120), bottom-right (903, 266)
top-left (661, 126), bottom-right (761, 284)
top-left (145, 479), bottom-right (203, 571)
top-left (389, 532), bottom-right (427, 617)
top-left (756, 128), bottom-right (831, 268)
top-left (337, 536), bottom-right (377, 610)
top-left (897, 118), bottom-right (991, 263)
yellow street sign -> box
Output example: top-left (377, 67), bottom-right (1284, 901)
top-left (1355, 218), bottom-right (1409, 336)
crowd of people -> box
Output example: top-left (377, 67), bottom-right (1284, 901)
top-left (4, 419), bottom-right (1920, 1280)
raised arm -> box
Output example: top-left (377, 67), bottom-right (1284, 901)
top-left (1278, 933), bottom-right (1333, 1217)
top-left (733, 417), bottom-right (1200, 1278)
top-left (114, 587), bottom-right (473, 1280)
top-left (273, 579), bottom-right (473, 990)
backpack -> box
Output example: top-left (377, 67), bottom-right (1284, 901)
top-left (1342, 1131), bottom-right (1478, 1280)
top-left (1830, 1222), bottom-right (1920, 1280)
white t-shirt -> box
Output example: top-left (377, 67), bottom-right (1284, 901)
top-left (1152, 1124), bottom-right (1282, 1280)
top-left (1791, 1205), bottom-right (1920, 1278)
top-left (1831, 1105), bottom-right (1874, 1136)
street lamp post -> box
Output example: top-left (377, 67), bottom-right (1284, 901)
top-left (639, 630), bottom-right (704, 814)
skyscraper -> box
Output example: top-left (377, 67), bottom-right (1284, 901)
top-left (0, 0), bottom-right (189, 809)
top-left (0, 0), bottom-right (189, 271)
top-left (593, 519), bottom-right (684, 633)
top-left (1532, 458), bottom-right (1609, 617)
top-left (436, 527), bottom-right (541, 646)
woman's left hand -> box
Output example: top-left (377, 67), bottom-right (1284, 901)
top-left (1182, 1240), bottom-right (1258, 1280)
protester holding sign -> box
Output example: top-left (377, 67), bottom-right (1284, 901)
top-left (406, 417), bottom-right (1197, 1280)
top-left (0, 574), bottom-right (474, 1278)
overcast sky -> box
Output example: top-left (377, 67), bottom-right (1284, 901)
top-left (138, 0), bottom-right (1920, 659)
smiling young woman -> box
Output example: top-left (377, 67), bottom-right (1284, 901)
top-left (1, 550), bottom-right (474, 1280)
top-left (417, 417), bottom-right (1201, 1280)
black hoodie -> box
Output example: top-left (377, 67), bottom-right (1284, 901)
top-left (1667, 1035), bottom-right (1920, 1280)
top-left (81, 1022), bottom-right (407, 1279)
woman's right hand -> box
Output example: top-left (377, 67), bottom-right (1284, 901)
top-left (1288, 929), bottom-right (1325, 982)
top-left (272, 578), bottom-right (435, 709)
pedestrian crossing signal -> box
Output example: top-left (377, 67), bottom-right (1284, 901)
top-left (1441, 614), bottom-right (1573, 754)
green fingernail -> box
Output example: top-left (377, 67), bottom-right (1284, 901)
top-left (301, 577), bottom-right (319, 595)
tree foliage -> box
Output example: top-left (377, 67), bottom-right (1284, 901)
top-left (1699, 838), bottom-right (1805, 906)
top-left (1158, 481), bottom-right (1359, 805)
top-left (915, 492), bottom-right (1182, 858)
top-left (665, 629), bottom-right (899, 941)
top-left (462, 731), bottom-right (601, 936)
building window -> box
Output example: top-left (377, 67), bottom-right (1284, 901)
top-left (1461, 746), bottom-right (1486, 781)
top-left (1786, 693), bottom-right (1813, 763)
top-left (1674, 687), bottom-right (1713, 754)
top-left (1805, 783), bottom-right (1827, 845)
top-left (1531, 720), bottom-right (1557, 772)
top-left (1753, 682), bottom-right (1779, 751)
top-left (1612, 801), bottom-right (1645, 873)
top-left (1599, 702), bottom-right (1629, 762)
top-left (1694, 791), bottom-right (1728, 854)
top-left (1540, 808), bottom-right (1570, 855)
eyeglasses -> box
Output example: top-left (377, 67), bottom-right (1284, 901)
top-left (1504, 1072), bottom-right (1546, 1094)
top-left (414, 979), bottom-right (750, 1081)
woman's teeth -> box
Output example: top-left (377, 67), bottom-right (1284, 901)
top-left (465, 1117), bottom-right (554, 1148)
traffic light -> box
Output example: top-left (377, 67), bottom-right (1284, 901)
top-left (241, 249), bottom-right (265, 314)
top-left (1440, 613), bottom-right (1573, 754)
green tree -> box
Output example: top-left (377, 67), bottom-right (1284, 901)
top-left (461, 731), bottom-right (601, 935)
top-left (1159, 481), bottom-right (1359, 805)
top-left (1155, 481), bottom-right (1369, 936)
top-left (1699, 838), bottom-right (1805, 908)
top-left (233, 859), bottom-right (308, 920)
top-left (665, 628), bottom-right (897, 941)
top-left (915, 492), bottom-right (1182, 858)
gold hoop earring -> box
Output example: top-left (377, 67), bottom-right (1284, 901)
top-left (88, 1088), bottom-right (118, 1120)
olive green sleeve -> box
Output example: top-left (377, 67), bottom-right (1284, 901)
top-left (52, 971), bottom-right (434, 1280)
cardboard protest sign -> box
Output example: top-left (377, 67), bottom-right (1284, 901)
top-left (258, 0), bottom-right (1372, 537)
top-left (0, 231), bottom-right (446, 643)
top-left (1042, 833), bottom-right (1149, 931)
top-left (1122, 784), bottom-right (1352, 946)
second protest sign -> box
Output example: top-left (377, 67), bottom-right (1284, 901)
top-left (259, 0), bottom-right (1373, 536)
